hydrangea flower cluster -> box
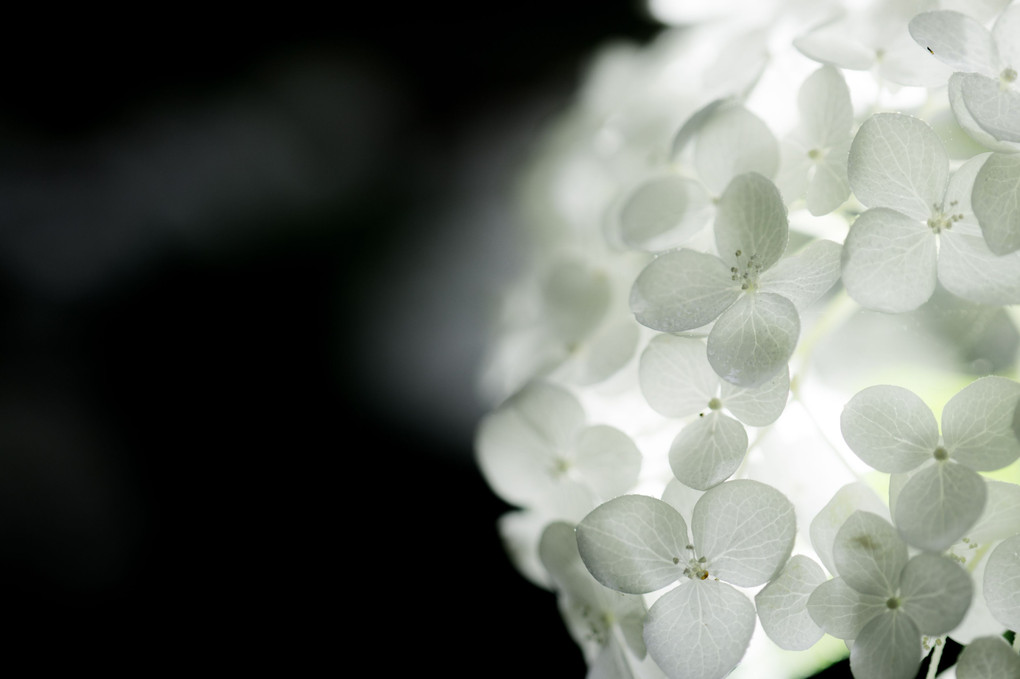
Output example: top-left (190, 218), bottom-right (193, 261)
top-left (474, 1), bottom-right (1020, 677)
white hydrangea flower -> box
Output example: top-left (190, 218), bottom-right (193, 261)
top-left (807, 511), bottom-right (973, 679)
top-left (842, 112), bottom-right (1020, 311)
top-left (575, 481), bottom-right (795, 679)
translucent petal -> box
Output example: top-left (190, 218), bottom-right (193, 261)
top-left (719, 366), bottom-right (790, 427)
top-left (847, 113), bottom-right (950, 220)
top-left (539, 520), bottom-right (591, 597)
top-left (968, 479), bottom-right (1020, 545)
top-left (840, 207), bottom-right (938, 313)
top-left (475, 381), bottom-right (586, 508)
top-left (878, 28), bottom-right (956, 88)
top-left (794, 22), bottom-right (875, 71)
top-left (833, 511), bottom-right (908, 597)
top-left (942, 375), bottom-right (1020, 471)
top-left (776, 140), bottom-right (811, 207)
top-left (638, 334), bottom-right (718, 419)
top-left (644, 579), bottom-right (756, 679)
top-left (543, 257), bottom-right (611, 345)
top-left (574, 425), bottom-right (643, 501)
top-left (972, 151), bottom-right (1020, 255)
top-left (960, 73), bottom-right (1020, 144)
top-left (706, 292), bottom-right (800, 388)
top-left (849, 611), bottom-right (923, 679)
top-left (668, 412), bottom-right (748, 491)
top-left (576, 494), bottom-right (689, 594)
top-left (758, 239), bottom-right (842, 312)
top-left (618, 176), bottom-right (712, 252)
top-left (630, 249), bottom-right (740, 333)
top-left (713, 172), bottom-right (789, 272)
top-left (840, 385), bottom-right (939, 473)
top-left (949, 73), bottom-right (1020, 153)
top-left (899, 553), bottom-right (973, 635)
top-left (754, 554), bottom-right (827, 651)
top-left (907, 11), bottom-right (999, 75)
top-left (670, 97), bottom-right (728, 161)
top-left (807, 576), bottom-right (887, 640)
top-left (692, 479), bottom-right (796, 587)
top-left (993, 3), bottom-right (1020, 71)
top-left (694, 105), bottom-right (779, 196)
top-left (798, 65), bottom-right (853, 150)
top-left (560, 318), bottom-right (640, 387)
top-left (893, 462), bottom-right (987, 552)
top-left (984, 533), bottom-right (1020, 630)
top-left (661, 479), bottom-right (703, 522)
top-left (806, 148), bottom-right (851, 217)
top-left (938, 150), bottom-right (1020, 305)
top-left (954, 635), bottom-right (1020, 679)
top-left (810, 483), bottom-right (890, 577)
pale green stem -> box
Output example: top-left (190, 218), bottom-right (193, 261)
top-left (926, 639), bottom-right (945, 679)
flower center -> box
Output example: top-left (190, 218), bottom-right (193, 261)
top-left (933, 446), bottom-right (949, 461)
top-left (886, 596), bottom-right (901, 610)
top-left (730, 250), bottom-right (764, 291)
top-left (807, 148), bottom-right (823, 161)
top-left (927, 201), bottom-right (963, 234)
top-left (708, 397), bottom-right (722, 411)
top-left (1002, 67), bottom-right (1017, 86)
top-left (677, 545), bottom-right (711, 580)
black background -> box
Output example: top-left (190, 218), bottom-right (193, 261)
top-left (0, 5), bottom-right (952, 677)
top-left (0, 2), bottom-right (656, 671)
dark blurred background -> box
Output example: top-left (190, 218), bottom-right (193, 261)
top-left (0, 3), bottom-right (662, 671)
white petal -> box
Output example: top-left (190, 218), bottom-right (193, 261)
top-left (668, 412), bottom-right (748, 491)
top-left (798, 65), bottom-right (854, 149)
top-left (695, 105), bottom-right (779, 196)
top-left (475, 381), bottom-right (586, 508)
top-left (993, 3), bottom-right (1020, 72)
top-left (810, 483), bottom-right (891, 577)
top-left (954, 635), bottom-right (1020, 679)
top-left (893, 462), bottom-right (987, 552)
top-left (543, 256), bottom-right (611, 344)
top-left (713, 172), bottom-right (789, 272)
top-left (644, 580), bottom-right (756, 679)
top-left (942, 375), bottom-right (1020, 471)
top-left (899, 553), bottom-right (973, 635)
top-left (618, 175), bottom-right (712, 252)
top-left (754, 554), bottom-right (827, 651)
top-left (949, 73), bottom-right (1020, 153)
top-left (576, 494), bottom-right (690, 594)
top-left (848, 113), bottom-right (949, 220)
top-left (719, 366), bottom-right (790, 427)
top-left (960, 72), bottom-right (1020, 143)
top-left (638, 334), bottom-right (718, 419)
top-left (630, 249), bottom-right (740, 333)
top-left (692, 479), bottom-right (796, 587)
top-left (806, 150), bottom-right (851, 217)
top-left (758, 239), bottom-right (842, 312)
top-left (907, 11), bottom-right (998, 75)
top-left (539, 520), bottom-right (592, 598)
top-left (706, 292), bottom-right (800, 388)
top-left (574, 425), bottom-right (643, 501)
top-left (794, 21), bottom-right (875, 71)
top-left (984, 533), bottom-right (1020, 630)
top-left (968, 479), bottom-right (1020, 545)
top-left (806, 576), bottom-right (887, 640)
top-left (840, 385), bottom-right (939, 473)
top-left (841, 207), bottom-right (937, 313)
top-left (849, 611), bottom-right (923, 679)
top-left (833, 511), bottom-right (907, 598)
top-left (972, 151), bottom-right (1020, 255)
